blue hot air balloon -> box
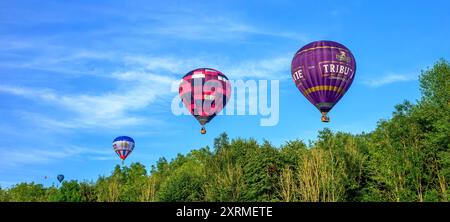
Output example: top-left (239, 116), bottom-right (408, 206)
top-left (57, 174), bottom-right (64, 183)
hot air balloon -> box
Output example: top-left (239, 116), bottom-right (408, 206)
top-left (291, 40), bottom-right (356, 122)
top-left (112, 136), bottom-right (135, 163)
top-left (179, 68), bottom-right (231, 134)
top-left (57, 174), bottom-right (64, 183)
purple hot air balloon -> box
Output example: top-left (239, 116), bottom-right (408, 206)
top-left (291, 40), bottom-right (356, 122)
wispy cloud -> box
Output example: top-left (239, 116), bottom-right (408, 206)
top-left (0, 70), bottom-right (175, 129)
top-left (363, 73), bottom-right (417, 87)
top-left (123, 55), bottom-right (209, 74)
top-left (0, 146), bottom-right (112, 169)
top-left (133, 9), bottom-right (311, 42)
top-left (224, 56), bottom-right (291, 79)
top-left (0, 41), bottom-right (120, 77)
top-left (122, 53), bottom-right (292, 80)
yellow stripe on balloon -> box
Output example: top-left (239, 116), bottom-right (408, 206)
top-left (303, 85), bottom-right (345, 95)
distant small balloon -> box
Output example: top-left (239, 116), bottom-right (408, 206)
top-left (57, 174), bottom-right (64, 183)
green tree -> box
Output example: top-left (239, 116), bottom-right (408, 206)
top-left (8, 182), bottom-right (47, 202)
top-left (0, 186), bottom-right (11, 201)
top-left (157, 156), bottom-right (206, 201)
top-left (56, 180), bottom-right (83, 202)
top-left (242, 141), bottom-right (282, 201)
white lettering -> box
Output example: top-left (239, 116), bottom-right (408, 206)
top-left (258, 80), bottom-right (279, 126)
top-left (323, 64), bottom-right (329, 73)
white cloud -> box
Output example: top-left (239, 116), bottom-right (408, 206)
top-left (224, 56), bottom-right (291, 79)
top-left (363, 73), bottom-right (417, 87)
top-left (123, 55), bottom-right (209, 74)
top-left (0, 70), bottom-right (175, 129)
top-left (122, 54), bottom-right (292, 80)
top-left (0, 43), bottom-right (120, 77)
top-left (18, 111), bottom-right (150, 130)
top-left (136, 11), bottom-right (310, 42)
top-left (0, 146), bottom-right (112, 169)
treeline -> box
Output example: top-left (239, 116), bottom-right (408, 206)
top-left (0, 60), bottom-right (448, 202)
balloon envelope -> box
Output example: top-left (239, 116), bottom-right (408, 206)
top-left (57, 174), bottom-right (64, 183)
top-left (179, 68), bottom-right (231, 127)
top-left (291, 41), bottom-right (356, 120)
top-left (112, 136), bottom-right (135, 161)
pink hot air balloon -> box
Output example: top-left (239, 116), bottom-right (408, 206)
top-left (291, 40), bottom-right (356, 122)
top-left (179, 68), bottom-right (231, 134)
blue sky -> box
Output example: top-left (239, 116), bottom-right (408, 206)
top-left (0, 0), bottom-right (449, 187)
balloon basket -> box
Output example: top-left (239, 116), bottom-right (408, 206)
top-left (321, 112), bottom-right (330, 123)
top-left (201, 127), bottom-right (206, 134)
